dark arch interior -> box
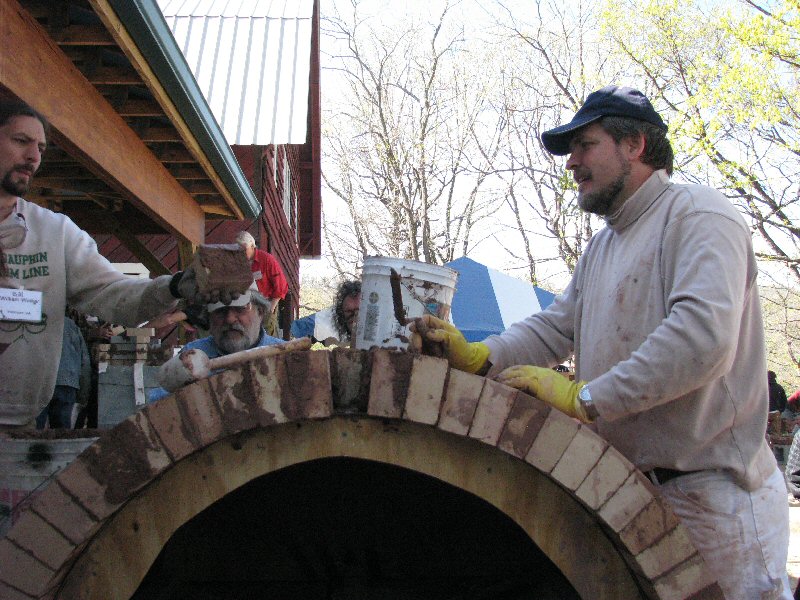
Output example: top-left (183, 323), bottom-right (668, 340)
top-left (133, 457), bottom-right (580, 599)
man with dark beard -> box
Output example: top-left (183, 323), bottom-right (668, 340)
top-left (148, 282), bottom-right (282, 402)
top-left (0, 101), bottom-right (226, 429)
top-left (413, 86), bottom-right (791, 599)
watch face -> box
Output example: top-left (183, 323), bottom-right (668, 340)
top-left (579, 385), bottom-right (591, 402)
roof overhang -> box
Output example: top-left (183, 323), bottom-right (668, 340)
top-left (0, 0), bottom-right (259, 246)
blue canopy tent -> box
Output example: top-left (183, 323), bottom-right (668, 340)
top-left (444, 256), bottom-right (556, 342)
top-left (292, 257), bottom-right (557, 343)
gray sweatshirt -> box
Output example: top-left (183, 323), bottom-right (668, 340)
top-left (0, 200), bottom-right (177, 425)
top-left (484, 170), bottom-right (775, 491)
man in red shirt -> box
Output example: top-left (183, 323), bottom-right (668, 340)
top-left (235, 231), bottom-right (288, 335)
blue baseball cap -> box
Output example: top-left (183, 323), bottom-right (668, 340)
top-left (541, 86), bottom-right (667, 155)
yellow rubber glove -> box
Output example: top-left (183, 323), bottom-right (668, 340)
top-left (411, 315), bottom-right (490, 374)
top-left (495, 365), bottom-right (592, 423)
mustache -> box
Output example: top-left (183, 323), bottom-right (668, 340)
top-left (13, 164), bottom-right (35, 175)
top-left (221, 323), bottom-right (246, 335)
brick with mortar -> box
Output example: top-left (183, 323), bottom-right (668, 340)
top-left (367, 349), bottom-right (413, 418)
top-left (438, 369), bottom-right (484, 435)
top-left (598, 471), bottom-right (658, 532)
top-left (469, 379), bottom-right (518, 445)
top-left (652, 553), bottom-right (722, 600)
top-left (635, 525), bottom-right (697, 579)
top-left (551, 425), bottom-right (608, 491)
top-left (619, 495), bottom-right (682, 555)
top-left (575, 446), bottom-right (633, 510)
top-left (404, 355), bottom-right (448, 425)
top-left (0, 538), bottom-right (54, 596)
top-left (6, 509), bottom-right (75, 571)
top-left (524, 410), bottom-right (580, 473)
top-left (497, 392), bottom-right (550, 458)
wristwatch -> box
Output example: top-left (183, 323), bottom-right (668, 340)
top-left (578, 384), bottom-right (599, 422)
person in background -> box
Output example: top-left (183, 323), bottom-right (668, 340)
top-left (333, 280), bottom-right (361, 345)
top-left (770, 370), bottom-right (788, 413)
top-left (35, 308), bottom-right (90, 429)
top-left (0, 100), bottom-right (235, 429)
top-left (413, 86), bottom-right (791, 599)
top-left (148, 283), bottom-right (282, 402)
top-left (235, 231), bottom-right (288, 337)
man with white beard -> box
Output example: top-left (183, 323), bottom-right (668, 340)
top-left (148, 282), bottom-right (282, 401)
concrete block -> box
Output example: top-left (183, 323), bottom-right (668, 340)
top-left (367, 349), bottom-right (413, 418)
top-left (97, 364), bottom-right (161, 428)
top-left (438, 369), bottom-right (484, 435)
top-left (469, 379), bottom-right (518, 445)
top-left (497, 392), bottom-right (550, 458)
top-left (524, 411), bottom-right (580, 473)
top-left (404, 355), bottom-right (448, 425)
top-left (575, 446), bottom-right (632, 510)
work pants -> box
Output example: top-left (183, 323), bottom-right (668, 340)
top-left (659, 466), bottom-right (792, 599)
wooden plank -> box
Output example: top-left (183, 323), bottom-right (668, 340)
top-left (54, 24), bottom-right (115, 46)
top-left (0, 0), bottom-right (205, 244)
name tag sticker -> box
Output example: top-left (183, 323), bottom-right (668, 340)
top-left (0, 288), bottom-right (43, 322)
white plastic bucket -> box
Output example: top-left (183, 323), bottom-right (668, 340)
top-left (355, 256), bottom-right (458, 350)
top-left (0, 436), bottom-right (97, 537)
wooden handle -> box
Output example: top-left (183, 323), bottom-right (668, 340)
top-left (207, 337), bottom-right (313, 370)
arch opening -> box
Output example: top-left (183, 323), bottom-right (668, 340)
top-left (133, 456), bottom-right (580, 599)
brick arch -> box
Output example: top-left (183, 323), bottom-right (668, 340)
top-left (0, 348), bottom-right (723, 600)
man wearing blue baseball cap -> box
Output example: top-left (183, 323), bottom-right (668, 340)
top-left (414, 86), bottom-right (791, 598)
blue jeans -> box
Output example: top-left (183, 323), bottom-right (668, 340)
top-left (35, 385), bottom-right (77, 429)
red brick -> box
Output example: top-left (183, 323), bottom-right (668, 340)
top-left (652, 553), bottom-right (718, 600)
top-left (27, 483), bottom-right (96, 545)
top-left (330, 348), bottom-right (370, 412)
top-left (53, 456), bottom-right (121, 521)
top-left (551, 425), bottom-right (607, 490)
top-left (575, 446), bottom-right (632, 509)
top-left (404, 355), bottom-right (448, 425)
top-left (619, 495), bottom-right (681, 555)
top-left (142, 391), bottom-right (200, 461)
top-left (438, 369), bottom-right (484, 435)
top-left (0, 538), bottom-right (53, 596)
top-left (367, 349), bottom-right (413, 418)
top-left (469, 379), bottom-right (518, 445)
top-left (525, 410), bottom-right (580, 473)
top-left (598, 471), bottom-right (657, 532)
top-left (174, 380), bottom-right (225, 446)
top-left (207, 364), bottom-right (261, 432)
top-left (246, 354), bottom-right (286, 424)
top-left (282, 350), bottom-right (333, 419)
top-left (0, 581), bottom-right (34, 599)
top-left (497, 392), bottom-right (550, 458)
top-left (634, 525), bottom-right (697, 579)
top-left (6, 510), bottom-right (74, 571)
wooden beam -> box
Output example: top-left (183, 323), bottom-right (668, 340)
top-left (89, 0), bottom-right (247, 221)
top-left (54, 24), bottom-right (115, 46)
top-left (104, 215), bottom-right (171, 276)
top-left (1, 0), bottom-right (205, 244)
top-left (85, 66), bottom-right (141, 85)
